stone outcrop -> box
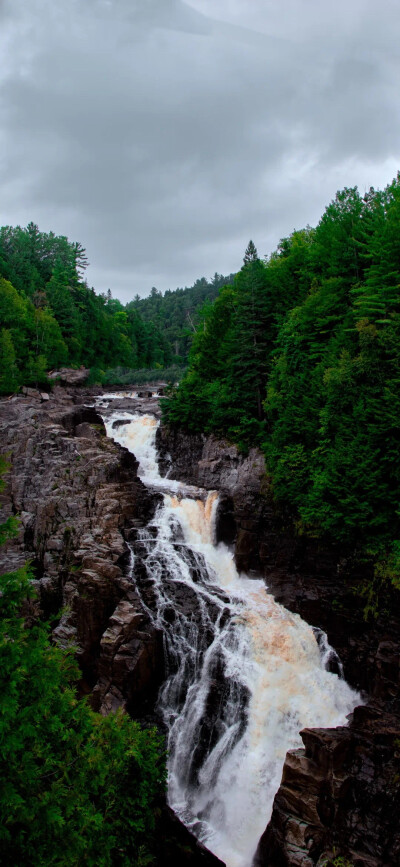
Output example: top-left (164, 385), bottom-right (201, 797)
top-left (156, 426), bottom-right (269, 571)
top-left (47, 366), bottom-right (90, 385)
top-left (0, 389), bottom-right (224, 867)
top-left (157, 422), bottom-right (400, 867)
top-left (0, 392), bottom-right (161, 712)
top-left (254, 703), bottom-right (400, 867)
top-left (154, 805), bottom-right (225, 867)
top-left (98, 393), bottom-right (163, 418)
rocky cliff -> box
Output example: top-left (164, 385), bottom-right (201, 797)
top-left (157, 423), bottom-right (400, 867)
top-left (254, 704), bottom-right (400, 867)
top-left (0, 388), bottom-right (162, 714)
top-left (0, 388), bottom-right (224, 867)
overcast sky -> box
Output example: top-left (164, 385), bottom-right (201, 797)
top-left (1, 0), bottom-right (399, 301)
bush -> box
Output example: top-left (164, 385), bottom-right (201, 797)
top-left (0, 566), bottom-right (166, 866)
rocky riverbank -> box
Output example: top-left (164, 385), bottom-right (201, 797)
top-left (0, 386), bottom-right (224, 867)
top-left (156, 423), bottom-right (400, 867)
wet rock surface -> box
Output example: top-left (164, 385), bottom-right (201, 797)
top-left (156, 426), bottom-right (268, 575)
top-left (0, 387), bottom-right (224, 867)
top-left (157, 423), bottom-right (400, 867)
top-left (94, 382), bottom-right (167, 420)
top-left (130, 513), bottom-right (248, 791)
top-left (0, 388), bottom-right (161, 711)
top-left (254, 705), bottom-right (400, 867)
top-left (154, 805), bottom-right (225, 867)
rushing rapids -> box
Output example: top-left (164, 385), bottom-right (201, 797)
top-left (103, 409), bottom-right (361, 867)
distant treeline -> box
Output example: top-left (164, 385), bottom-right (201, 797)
top-left (127, 273), bottom-right (236, 364)
top-left (164, 175), bottom-right (400, 591)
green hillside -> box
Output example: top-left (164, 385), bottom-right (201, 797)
top-left (163, 175), bottom-right (400, 590)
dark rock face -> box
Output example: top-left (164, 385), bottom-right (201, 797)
top-left (0, 390), bottom-right (224, 867)
top-left (99, 395), bottom-right (163, 417)
top-left (156, 426), bottom-right (268, 572)
top-left (154, 805), bottom-right (225, 867)
top-left (129, 514), bottom-right (243, 785)
top-left (157, 423), bottom-right (400, 867)
top-left (0, 392), bottom-right (161, 713)
top-left (254, 705), bottom-right (400, 867)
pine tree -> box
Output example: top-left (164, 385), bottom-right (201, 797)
top-left (46, 260), bottom-right (82, 361)
top-left (243, 239), bottom-right (259, 266)
top-left (229, 256), bottom-right (269, 423)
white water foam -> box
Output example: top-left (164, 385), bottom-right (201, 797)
top-left (104, 411), bottom-right (361, 867)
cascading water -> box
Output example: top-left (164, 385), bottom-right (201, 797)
top-left (103, 409), bottom-right (361, 867)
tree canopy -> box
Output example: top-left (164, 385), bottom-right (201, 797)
top-left (127, 271), bottom-right (236, 365)
top-left (163, 176), bottom-right (400, 585)
top-left (0, 224), bottom-right (173, 392)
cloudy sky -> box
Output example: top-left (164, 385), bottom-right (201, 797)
top-left (1, 0), bottom-right (399, 301)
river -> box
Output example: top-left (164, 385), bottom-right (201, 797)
top-left (103, 408), bottom-right (360, 867)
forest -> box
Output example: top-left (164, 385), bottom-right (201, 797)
top-left (128, 271), bottom-right (235, 364)
top-left (0, 223), bottom-right (235, 392)
top-left (0, 223), bottom-right (175, 391)
top-left (163, 175), bottom-right (400, 590)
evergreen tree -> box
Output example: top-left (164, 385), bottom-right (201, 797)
top-left (129, 271), bottom-right (236, 364)
top-left (46, 260), bottom-right (82, 361)
top-left (243, 239), bottom-right (259, 266)
top-left (0, 223), bottom-right (176, 387)
top-left (229, 255), bottom-right (269, 422)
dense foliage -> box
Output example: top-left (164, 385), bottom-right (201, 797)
top-left (0, 567), bottom-right (165, 865)
top-left (163, 176), bottom-right (400, 579)
top-left (127, 272), bottom-right (235, 364)
top-left (88, 365), bottom-right (186, 387)
top-left (0, 223), bottom-right (173, 392)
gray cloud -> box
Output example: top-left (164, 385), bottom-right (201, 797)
top-left (1, 0), bottom-right (400, 299)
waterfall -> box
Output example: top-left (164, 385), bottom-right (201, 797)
top-left (104, 410), bottom-right (361, 867)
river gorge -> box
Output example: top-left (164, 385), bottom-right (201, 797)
top-left (103, 406), bottom-right (360, 867)
top-left (1, 384), bottom-right (399, 866)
